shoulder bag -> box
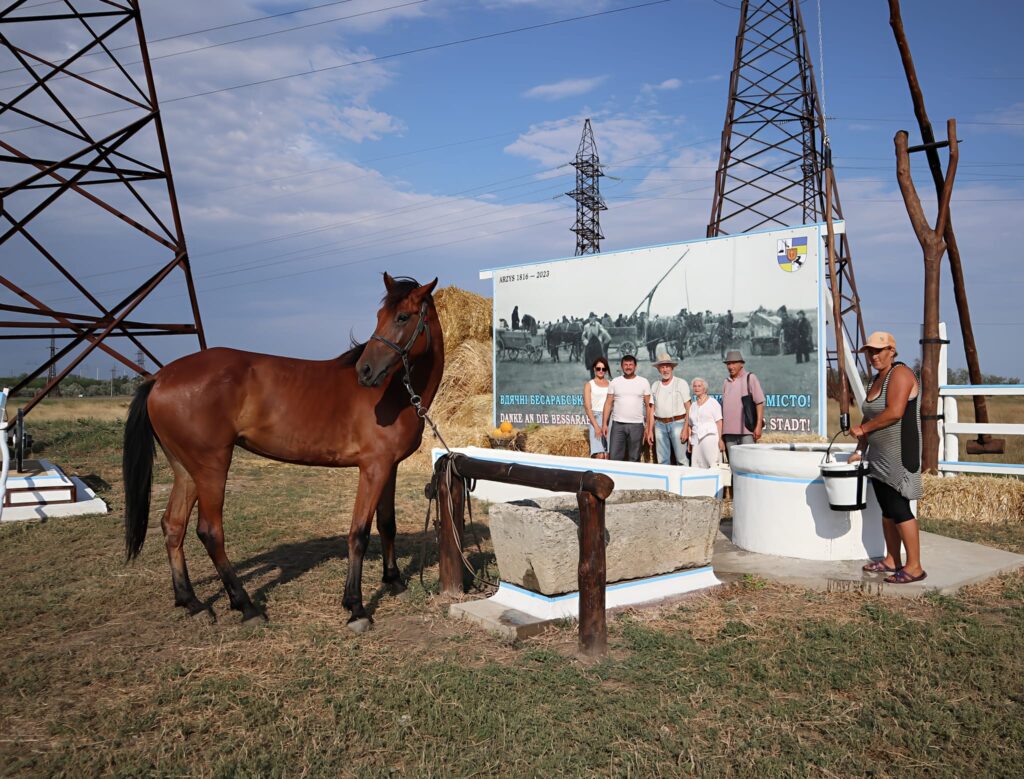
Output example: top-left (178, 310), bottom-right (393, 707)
top-left (742, 373), bottom-right (759, 433)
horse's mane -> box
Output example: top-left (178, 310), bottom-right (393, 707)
top-left (337, 276), bottom-right (426, 366)
top-left (338, 341), bottom-right (366, 366)
top-left (382, 276), bottom-right (421, 308)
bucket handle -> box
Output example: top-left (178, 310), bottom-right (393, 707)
top-left (821, 429), bottom-right (846, 465)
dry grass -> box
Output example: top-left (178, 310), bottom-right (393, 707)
top-left (10, 395), bottom-right (130, 422)
top-left (1, 414), bottom-right (1023, 775)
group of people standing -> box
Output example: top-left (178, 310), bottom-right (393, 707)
top-left (582, 350), bottom-right (765, 468)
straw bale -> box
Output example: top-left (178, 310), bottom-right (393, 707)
top-left (921, 473), bottom-right (1024, 524)
top-left (432, 339), bottom-right (492, 423)
top-left (434, 286), bottom-right (491, 354)
top-left (527, 425), bottom-right (590, 458)
top-left (760, 432), bottom-right (828, 445)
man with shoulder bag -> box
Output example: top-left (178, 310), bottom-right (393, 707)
top-left (721, 350), bottom-right (765, 460)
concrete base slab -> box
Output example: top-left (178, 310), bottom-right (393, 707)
top-left (448, 599), bottom-right (553, 641)
top-left (449, 567), bottom-right (722, 639)
top-left (713, 520), bottom-right (1024, 597)
top-left (2, 460), bottom-right (107, 522)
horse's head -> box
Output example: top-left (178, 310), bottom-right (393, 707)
top-left (356, 273), bottom-right (439, 387)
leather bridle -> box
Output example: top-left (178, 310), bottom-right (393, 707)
top-left (369, 299), bottom-right (431, 368)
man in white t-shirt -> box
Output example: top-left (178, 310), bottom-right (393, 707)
top-left (602, 354), bottom-right (653, 462)
top-left (647, 352), bottom-right (691, 465)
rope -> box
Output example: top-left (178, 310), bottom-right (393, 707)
top-left (444, 456), bottom-right (499, 589)
top-left (417, 455), bottom-right (499, 592)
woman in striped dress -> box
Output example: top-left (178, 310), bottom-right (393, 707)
top-left (849, 332), bottom-right (925, 584)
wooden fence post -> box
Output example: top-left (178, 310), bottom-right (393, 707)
top-left (576, 489), bottom-right (607, 656)
top-left (436, 464), bottom-right (465, 596)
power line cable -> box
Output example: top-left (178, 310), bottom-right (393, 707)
top-left (0, 0), bottom-right (427, 91)
top-left (0, 0), bottom-right (673, 134)
top-left (0, 0), bottom-right (363, 75)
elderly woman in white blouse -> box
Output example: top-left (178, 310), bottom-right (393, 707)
top-left (681, 377), bottom-right (724, 469)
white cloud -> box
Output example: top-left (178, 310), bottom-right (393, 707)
top-left (505, 114), bottom-right (667, 170)
top-left (523, 76), bottom-right (607, 101)
top-left (641, 78), bottom-right (682, 93)
top-left (328, 105), bottom-right (406, 142)
top-left (972, 101), bottom-right (1024, 136)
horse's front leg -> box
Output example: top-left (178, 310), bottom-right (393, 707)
top-left (375, 465), bottom-right (405, 594)
top-left (343, 463), bottom-right (389, 630)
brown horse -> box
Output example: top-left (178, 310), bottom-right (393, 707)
top-left (122, 274), bottom-right (442, 629)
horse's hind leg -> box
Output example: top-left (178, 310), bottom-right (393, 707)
top-left (193, 468), bottom-right (264, 622)
top-left (375, 465), bottom-right (405, 594)
top-left (160, 451), bottom-right (207, 617)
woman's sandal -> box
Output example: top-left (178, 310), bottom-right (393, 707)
top-left (862, 560), bottom-right (898, 574)
top-left (884, 569), bottom-right (927, 584)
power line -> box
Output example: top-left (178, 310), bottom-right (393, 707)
top-left (0, 0), bottom-right (363, 75)
top-left (0, 0), bottom-right (427, 91)
top-left (1, 0), bottom-right (672, 134)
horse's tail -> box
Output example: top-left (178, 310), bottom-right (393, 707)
top-left (123, 379), bottom-right (157, 561)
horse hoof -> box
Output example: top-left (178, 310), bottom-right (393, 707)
top-left (241, 607), bottom-right (267, 624)
top-left (179, 598), bottom-right (215, 621)
top-left (386, 579), bottom-right (408, 596)
top-left (347, 617), bottom-right (372, 634)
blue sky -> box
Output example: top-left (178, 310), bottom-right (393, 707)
top-left (3, 0), bottom-right (1023, 378)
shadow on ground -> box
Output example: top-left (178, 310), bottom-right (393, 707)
top-left (193, 523), bottom-right (494, 616)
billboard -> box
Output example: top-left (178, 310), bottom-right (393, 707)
top-left (482, 223), bottom-right (835, 437)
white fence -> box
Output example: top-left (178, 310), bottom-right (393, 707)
top-left (936, 323), bottom-right (1024, 477)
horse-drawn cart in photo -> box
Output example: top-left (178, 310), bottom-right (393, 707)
top-left (606, 325), bottom-right (638, 359)
top-left (496, 328), bottom-right (544, 362)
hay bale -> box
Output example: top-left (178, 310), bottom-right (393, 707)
top-left (922, 473), bottom-right (1024, 524)
top-left (434, 286), bottom-right (491, 353)
top-left (432, 340), bottom-right (492, 423)
top-left (760, 432), bottom-right (827, 445)
top-left (527, 425), bottom-right (590, 458)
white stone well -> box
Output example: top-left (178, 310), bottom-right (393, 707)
top-left (728, 443), bottom-right (887, 561)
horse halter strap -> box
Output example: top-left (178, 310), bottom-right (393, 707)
top-left (369, 299), bottom-right (450, 452)
top-left (369, 299), bottom-right (430, 361)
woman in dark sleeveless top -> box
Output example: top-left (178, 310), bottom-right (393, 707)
top-left (849, 331), bottom-right (926, 584)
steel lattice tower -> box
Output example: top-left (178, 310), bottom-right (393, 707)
top-left (567, 118), bottom-right (607, 256)
top-left (0, 0), bottom-right (205, 416)
top-left (707, 0), bottom-right (866, 369)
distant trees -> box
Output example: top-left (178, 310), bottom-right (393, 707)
top-left (946, 367), bottom-right (1020, 385)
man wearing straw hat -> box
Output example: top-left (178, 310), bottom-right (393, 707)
top-left (647, 352), bottom-right (691, 465)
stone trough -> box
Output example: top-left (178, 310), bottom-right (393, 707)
top-left (451, 490), bottom-right (723, 635)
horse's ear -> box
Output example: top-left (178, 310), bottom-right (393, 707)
top-left (383, 272), bottom-right (395, 292)
top-left (418, 278), bottom-right (438, 297)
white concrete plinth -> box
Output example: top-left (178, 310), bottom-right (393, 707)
top-left (432, 446), bottom-right (723, 502)
top-left (729, 444), bottom-right (884, 561)
top-left (486, 566), bottom-right (721, 621)
top-left (1, 459), bottom-right (107, 522)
